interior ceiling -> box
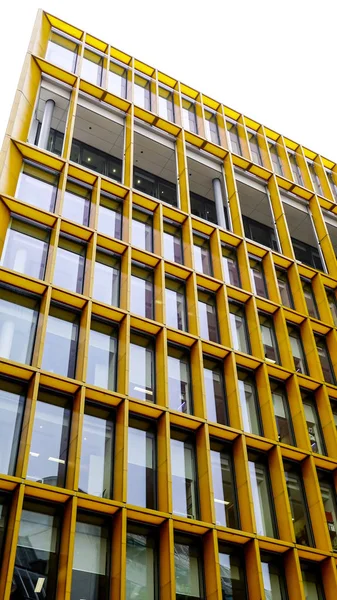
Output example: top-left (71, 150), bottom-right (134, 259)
top-left (37, 86), bottom-right (69, 134)
top-left (187, 158), bottom-right (219, 201)
top-left (134, 132), bottom-right (177, 184)
top-left (72, 105), bottom-right (124, 159)
top-left (283, 203), bottom-right (317, 246)
top-left (236, 181), bottom-right (274, 228)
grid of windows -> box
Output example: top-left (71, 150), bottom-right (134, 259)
top-left (1, 10), bottom-right (337, 600)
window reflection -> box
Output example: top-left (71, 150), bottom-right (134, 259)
top-left (97, 193), bottom-right (122, 239)
top-left (42, 304), bottom-right (79, 378)
top-left (226, 119), bottom-right (242, 156)
top-left (315, 335), bottom-right (335, 384)
top-left (132, 209), bottom-right (153, 252)
top-left (218, 544), bottom-right (247, 600)
top-left (222, 245), bottom-right (241, 288)
top-left (81, 48), bottom-right (103, 86)
top-left (129, 333), bottom-right (155, 402)
top-left (108, 60), bottom-right (127, 98)
top-left (284, 461), bottom-right (314, 547)
top-left (79, 404), bottom-right (114, 498)
top-left (0, 287), bottom-right (39, 365)
top-left (250, 258), bottom-right (268, 298)
top-left (171, 430), bottom-right (198, 520)
top-left (62, 179), bottom-right (91, 226)
top-left (198, 289), bottom-right (219, 343)
top-left (127, 417), bottom-right (156, 509)
top-left (134, 73), bottom-right (151, 110)
top-left (261, 553), bottom-right (288, 600)
top-left (86, 320), bottom-right (117, 391)
top-left (302, 278), bottom-right (319, 318)
top-left (193, 234), bottom-right (212, 275)
top-left (276, 269), bottom-right (293, 308)
top-left (126, 525), bottom-right (157, 600)
top-left (165, 277), bottom-right (187, 331)
top-left (0, 378), bottom-right (25, 475)
top-left (0, 493), bottom-right (9, 561)
top-left (168, 345), bottom-right (192, 414)
top-left (287, 324), bottom-right (307, 374)
top-left (317, 470), bottom-right (337, 552)
top-left (53, 235), bottom-right (86, 294)
top-left (248, 453), bottom-right (277, 538)
top-left (203, 357), bottom-right (227, 425)
top-left (1, 218), bottom-right (50, 280)
top-left (27, 391), bottom-right (71, 487)
top-left (270, 380), bottom-right (295, 445)
top-left (301, 562), bottom-right (325, 600)
top-left (130, 263), bottom-right (154, 319)
top-left (204, 109), bottom-right (220, 145)
top-left (158, 86), bottom-right (175, 122)
top-left (237, 370), bottom-right (262, 435)
top-left (174, 534), bottom-right (204, 600)
top-left (210, 441), bottom-right (238, 529)
top-left (229, 303), bottom-right (250, 354)
top-left (45, 31), bottom-right (78, 73)
top-left (163, 220), bottom-right (183, 264)
top-left (93, 250), bottom-right (120, 307)
top-left (182, 98), bottom-right (198, 134)
top-left (16, 162), bottom-right (58, 213)
top-left (259, 313), bottom-right (279, 363)
top-left (301, 391), bottom-right (326, 455)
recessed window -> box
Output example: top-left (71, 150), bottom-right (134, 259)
top-left (158, 85), bottom-right (175, 122)
top-left (127, 417), bottom-right (156, 509)
top-left (130, 263), bottom-right (154, 320)
top-left (126, 523), bottom-right (158, 600)
top-left (134, 72), bottom-right (151, 110)
top-left (259, 312), bottom-right (280, 363)
top-left (1, 217), bottom-right (50, 280)
top-left (210, 441), bottom-right (239, 529)
top-left (302, 278), bottom-right (319, 318)
top-left (198, 289), bottom-right (219, 343)
top-left (27, 390), bottom-right (71, 487)
top-left (132, 209), bottom-right (153, 252)
top-left (222, 244), bottom-right (241, 288)
top-left (301, 390), bottom-right (326, 455)
top-left (86, 319), bottom-right (118, 390)
top-left (53, 235), bottom-right (86, 294)
top-left (288, 150), bottom-right (303, 186)
top-left (182, 97), bottom-right (197, 134)
top-left (71, 512), bottom-right (110, 599)
top-left (219, 543), bottom-right (247, 599)
top-left (268, 139), bottom-right (284, 176)
top-left (248, 452), bottom-right (277, 538)
top-left (193, 234), bottom-right (212, 276)
top-left (287, 324), bottom-right (308, 374)
top-left (108, 59), bottom-right (128, 98)
top-left (247, 129), bottom-right (263, 166)
top-left (226, 119), bottom-right (242, 155)
top-left (79, 403), bottom-right (114, 498)
top-left (45, 30), bottom-right (78, 73)
top-left (42, 304), bottom-right (79, 378)
top-left (284, 461), bottom-right (315, 547)
top-left (16, 161), bottom-right (59, 213)
top-left (97, 193), bottom-right (122, 239)
top-left (0, 286), bottom-right (39, 365)
top-left (326, 169), bottom-right (337, 202)
top-left (307, 160), bottom-right (323, 196)
top-left (270, 380), bottom-right (295, 445)
top-left (82, 47), bottom-right (104, 86)
top-left (326, 289), bottom-right (337, 326)
top-left (203, 357), bottom-right (228, 425)
top-left (276, 269), bottom-right (293, 308)
top-left (315, 335), bottom-right (335, 384)
top-left (0, 378), bottom-right (26, 476)
top-left (93, 250), bottom-right (120, 307)
top-left (249, 257), bottom-right (268, 298)
top-left (171, 429), bottom-right (199, 520)
top-left (229, 302), bottom-right (250, 354)
top-left (301, 562), bottom-right (325, 600)
top-left (204, 109), bottom-right (220, 145)
top-left (261, 552), bottom-right (288, 600)
top-left (0, 493), bottom-right (10, 561)
top-left (163, 220), bottom-right (183, 264)
top-left (12, 501), bottom-right (62, 600)
top-left (317, 470), bottom-right (337, 552)
top-left (62, 179), bottom-right (91, 226)
top-left (165, 277), bottom-right (187, 331)
top-left (237, 369), bottom-right (262, 436)
top-left (174, 534), bottom-right (204, 599)
top-left (167, 345), bottom-right (192, 414)
top-left (129, 332), bottom-right (155, 402)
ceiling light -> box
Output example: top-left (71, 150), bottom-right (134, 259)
top-left (134, 386), bottom-right (153, 395)
top-left (48, 457), bottom-right (65, 464)
top-left (113, 168), bottom-right (116, 173)
top-left (87, 157), bottom-right (91, 162)
top-left (30, 452), bottom-right (40, 458)
top-left (214, 498), bottom-right (230, 505)
top-left (34, 578), bottom-right (45, 593)
top-left (137, 179), bottom-right (141, 184)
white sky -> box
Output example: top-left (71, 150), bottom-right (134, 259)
top-left (1, 0), bottom-right (337, 162)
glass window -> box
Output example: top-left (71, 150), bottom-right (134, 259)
top-left (193, 234), bottom-right (212, 275)
top-left (0, 287), bottom-right (39, 365)
top-left (247, 130), bottom-right (263, 166)
top-left (71, 512), bottom-right (110, 600)
top-left (276, 269), bottom-right (293, 308)
top-left (134, 73), bottom-right (151, 110)
top-left (93, 250), bottom-right (120, 307)
top-left (132, 209), bottom-right (153, 252)
top-left (130, 264), bottom-right (154, 320)
top-left (16, 161), bottom-right (58, 212)
top-left (134, 167), bottom-right (177, 207)
top-left (97, 193), bottom-right (122, 239)
top-left (53, 235), bottom-right (86, 294)
top-left (261, 553), bottom-right (288, 600)
top-left (163, 220), bottom-right (183, 264)
top-left (210, 441), bottom-right (239, 529)
top-left (270, 380), bottom-right (295, 445)
top-left (326, 169), bottom-right (337, 202)
top-left (287, 324), bottom-right (307, 374)
top-left (218, 544), bottom-right (247, 600)
top-left (284, 461), bottom-right (314, 547)
top-left (168, 345), bottom-right (192, 414)
top-left (301, 562), bottom-right (325, 600)
top-left (222, 245), bottom-right (241, 288)
top-left (182, 97), bottom-right (197, 134)
top-left (1, 218), bottom-right (50, 280)
top-left (259, 313), bottom-right (280, 363)
top-left (129, 333), bottom-right (155, 402)
top-left (330, 399), bottom-right (337, 430)
top-left (82, 48), bottom-right (103, 86)
top-left (317, 470), bottom-right (337, 552)
top-left (12, 501), bottom-right (61, 600)
top-left (70, 137), bottom-right (123, 182)
top-left (326, 289), bottom-right (337, 326)
top-left (204, 110), bottom-right (220, 145)
top-left (79, 403), bottom-right (114, 498)
top-left (45, 31), bottom-right (78, 72)
top-left (244, 216), bottom-right (278, 252)
top-left (301, 391), bottom-right (326, 455)
top-left (237, 370), bottom-right (262, 436)
top-left (165, 277), bottom-right (187, 331)
top-left (126, 524), bottom-right (157, 600)
top-left (171, 430), bottom-right (198, 520)
top-left (0, 378), bottom-right (25, 476)
top-left (0, 493), bottom-right (9, 561)
top-left (174, 534), bottom-right (204, 600)
top-left (86, 320), bottom-right (117, 391)
top-left (108, 60), bottom-right (127, 98)
top-left (27, 390), bottom-right (71, 487)
top-left (248, 452), bottom-right (277, 538)
top-left (158, 85), bottom-right (175, 122)
top-left (315, 335), bottom-right (335, 384)
top-left (42, 304), bottom-right (79, 378)
top-left (127, 417), bottom-right (156, 509)
top-left (198, 289), bottom-right (219, 343)
top-left (250, 258), bottom-right (268, 298)
top-left (268, 140), bottom-right (283, 176)
top-left (302, 279), bottom-right (319, 318)
top-left (62, 179), bottom-right (91, 226)
top-left (203, 357), bottom-right (227, 425)
top-left (288, 151), bottom-right (303, 186)
top-left (307, 160), bottom-right (323, 196)
top-left (229, 303), bottom-right (250, 354)
top-left (226, 119), bottom-right (242, 155)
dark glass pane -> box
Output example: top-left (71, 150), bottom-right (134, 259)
top-left (284, 462), bottom-right (314, 547)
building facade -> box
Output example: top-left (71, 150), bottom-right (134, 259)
top-left (1, 8), bottom-right (337, 600)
